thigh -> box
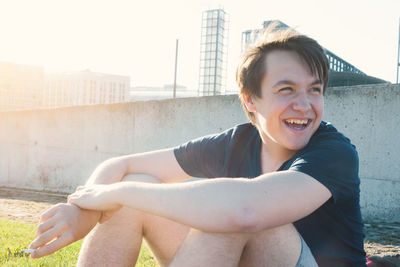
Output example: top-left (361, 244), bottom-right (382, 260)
top-left (146, 178), bottom-right (245, 267)
top-left (79, 195), bottom-right (190, 267)
top-left (78, 174), bottom-right (188, 267)
top-left (125, 174), bottom-right (191, 266)
top-left (169, 224), bottom-right (303, 267)
top-left (77, 206), bottom-right (145, 267)
top-left (168, 228), bottom-right (251, 267)
top-left (142, 213), bottom-right (190, 267)
top-left (238, 224), bottom-right (302, 267)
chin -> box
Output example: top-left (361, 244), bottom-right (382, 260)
top-left (284, 139), bottom-right (310, 151)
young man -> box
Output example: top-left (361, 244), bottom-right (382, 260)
top-left (29, 28), bottom-right (366, 266)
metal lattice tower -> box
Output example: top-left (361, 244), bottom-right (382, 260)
top-left (198, 9), bottom-right (229, 96)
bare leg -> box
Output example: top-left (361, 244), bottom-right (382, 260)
top-left (76, 174), bottom-right (190, 267)
top-left (169, 224), bottom-right (302, 267)
top-left (238, 224), bottom-right (301, 267)
top-left (168, 229), bottom-right (251, 267)
top-left (142, 212), bottom-right (189, 266)
top-left (77, 206), bottom-right (144, 267)
top-left (77, 174), bottom-right (301, 267)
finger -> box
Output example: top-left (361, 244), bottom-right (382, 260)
top-left (36, 213), bottom-right (60, 237)
top-left (68, 195), bottom-right (85, 207)
top-left (67, 195), bottom-right (78, 205)
top-left (30, 222), bottom-right (67, 249)
top-left (67, 193), bottom-right (81, 204)
top-left (75, 185), bottom-right (85, 191)
top-left (68, 190), bottom-right (85, 200)
top-left (39, 204), bottom-right (62, 223)
top-left (30, 233), bottom-right (74, 258)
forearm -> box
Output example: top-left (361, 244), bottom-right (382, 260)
top-left (105, 171), bottom-right (331, 233)
top-left (112, 178), bottom-right (253, 233)
top-left (72, 171), bottom-right (330, 233)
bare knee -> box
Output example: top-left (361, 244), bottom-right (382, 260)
top-left (238, 224), bottom-right (302, 267)
top-left (171, 225), bottom-right (301, 267)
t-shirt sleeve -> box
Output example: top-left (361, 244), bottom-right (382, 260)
top-left (173, 132), bottom-right (231, 178)
top-left (288, 139), bottom-right (360, 203)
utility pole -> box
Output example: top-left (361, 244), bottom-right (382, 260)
top-left (173, 39), bottom-right (179, 98)
top-left (397, 17), bottom-right (400, 84)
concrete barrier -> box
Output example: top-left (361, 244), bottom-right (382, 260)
top-left (0, 83), bottom-right (399, 222)
top-left (323, 84), bottom-right (400, 222)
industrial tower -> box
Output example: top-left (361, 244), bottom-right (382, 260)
top-left (198, 9), bottom-right (229, 96)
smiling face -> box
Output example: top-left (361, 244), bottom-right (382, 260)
top-left (243, 49), bottom-right (324, 156)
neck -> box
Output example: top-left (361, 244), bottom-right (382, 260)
top-left (259, 137), bottom-right (296, 173)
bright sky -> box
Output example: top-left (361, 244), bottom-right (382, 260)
top-left (0, 0), bottom-right (399, 90)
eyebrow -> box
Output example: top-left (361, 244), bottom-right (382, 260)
top-left (272, 79), bottom-right (322, 88)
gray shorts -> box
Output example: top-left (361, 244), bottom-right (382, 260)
top-left (295, 235), bottom-right (318, 267)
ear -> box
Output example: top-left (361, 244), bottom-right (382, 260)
top-left (241, 93), bottom-right (257, 112)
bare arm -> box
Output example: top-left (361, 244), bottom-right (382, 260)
top-left (86, 148), bottom-right (192, 185)
top-left (29, 148), bottom-right (191, 258)
top-left (69, 170), bottom-right (332, 233)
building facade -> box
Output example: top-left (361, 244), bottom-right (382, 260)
top-left (43, 70), bottom-right (130, 108)
top-left (0, 62), bottom-right (44, 111)
top-left (198, 8), bottom-right (229, 96)
top-left (241, 20), bottom-right (365, 75)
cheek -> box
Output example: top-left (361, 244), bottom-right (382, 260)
top-left (264, 106), bottom-right (286, 132)
top-left (254, 98), bottom-right (286, 128)
top-left (308, 95), bottom-right (323, 116)
top-left (314, 98), bottom-right (324, 118)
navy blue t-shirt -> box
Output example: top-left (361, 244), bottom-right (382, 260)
top-left (174, 121), bottom-right (366, 267)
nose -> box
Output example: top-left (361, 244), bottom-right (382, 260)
top-left (292, 92), bottom-right (311, 113)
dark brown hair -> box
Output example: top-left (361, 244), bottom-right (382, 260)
top-left (236, 25), bottom-right (329, 124)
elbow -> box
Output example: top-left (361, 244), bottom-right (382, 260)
top-left (103, 156), bottom-right (127, 170)
top-left (231, 205), bottom-right (263, 233)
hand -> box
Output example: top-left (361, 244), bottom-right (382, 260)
top-left (68, 184), bottom-right (122, 212)
top-left (29, 203), bottom-right (101, 258)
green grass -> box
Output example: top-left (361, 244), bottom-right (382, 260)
top-left (0, 218), bottom-right (158, 266)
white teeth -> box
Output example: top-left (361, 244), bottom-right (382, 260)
top-left (285, 119), bottom-right (308, 125)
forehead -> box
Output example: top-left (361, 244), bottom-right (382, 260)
top-left (262, 50), bottom-right (319, 85)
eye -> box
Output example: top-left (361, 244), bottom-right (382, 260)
top-left (310, 87), bottom-right (322, 94)
top-left (278, 87), bottom-right (293, 93)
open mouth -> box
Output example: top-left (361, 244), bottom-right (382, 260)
top-left (283, 119), bottom-right (311, 131)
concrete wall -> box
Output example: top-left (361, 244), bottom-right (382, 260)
top-left (323, 84), bottom-right (400, 222)
top-left (0, 83), bottom-right (399, 222)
